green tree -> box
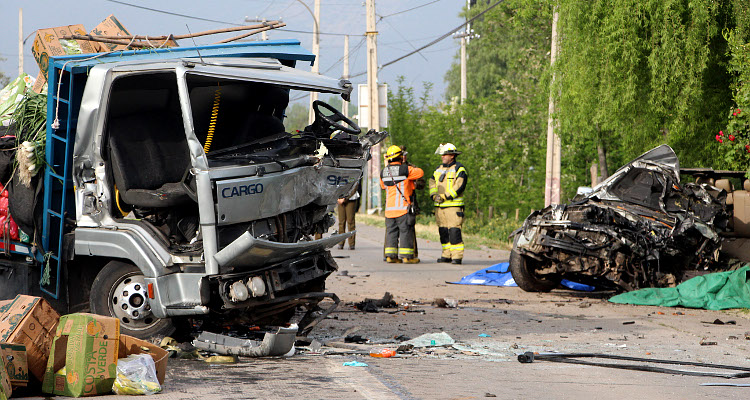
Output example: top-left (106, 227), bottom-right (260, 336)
top-left (554, 0), bottom-right (746, 176)
top-left (283, 102), bottom-right (309, 132)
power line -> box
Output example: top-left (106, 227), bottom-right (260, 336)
top-left (103, 0), bottom-right (364, 37)
top-left (322, 37), bottom-right (366, 74)
top-left (377, 0), bottom-right (443, 20)
top-left (103, 0), bottom-right (245, 26)
top-left (349, 0), bottom-right (505, 79)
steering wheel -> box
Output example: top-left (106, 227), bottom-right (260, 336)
top-left (312, 100), bottom-right (361, 135)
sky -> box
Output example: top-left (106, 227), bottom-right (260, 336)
top-left (0, 0), bottom-right (465, 104)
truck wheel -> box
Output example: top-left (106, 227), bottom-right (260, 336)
top-left (90, 261), bottom-right (175, 339)
top-left (509, 236), bottom-right (558, 292)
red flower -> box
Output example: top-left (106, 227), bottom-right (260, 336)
top-left (729, 135), bottom-right (736, 141)
top-left (719, 130), bottom-right (724, 136)
top-left (738, 109), bottom-right (742, 114)
top-left (746, 144), bottom-right (750, 152)
top-left (716, 135), bottom-right (721, 141)
top-left (719, 138), bottom-right (723, 143)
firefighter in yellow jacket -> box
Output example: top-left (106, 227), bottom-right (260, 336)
top-left (380, 145), bottom-right (424, 263)
top-left (429, 143), bottom-right (467, 264)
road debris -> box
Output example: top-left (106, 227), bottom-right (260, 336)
top-left (402, 332), bottom-right (455, 348)
top-left (192, 327), bottom-right (297, 357)
top-left (517, 352), bottom-right (750, 378)
top-left (433, 298), bottom-right (459, 308)
top-left (342, 361), bottom-right (369, 367)
top-left (355, 292), bottom-right (397, 312)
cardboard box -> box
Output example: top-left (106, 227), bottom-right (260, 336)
top-left (42, 313), bottom-right (120, 397)
top-left (31, 72), bottom-right (46, 95)
top-left (89, 14), bottom-right (177, 53)
top-left (0, 295), bottom-right (59, 381)
top-left (0, 351), bottom-right (10, 400)
top-left (118, 335), bottom-right (169, 385)
top-left (1, 343), bottom-right (28, 387)
top-left (0, 301), bottom-right (11, 315)
top-left (89, 14), bottom-right (132, 53)
top-left (30, 24), bottom-right (98, 78)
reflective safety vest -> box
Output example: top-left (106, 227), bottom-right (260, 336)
top-left (429, 161), bottom-right (467, 207)
top-left (380, 162), bottom-right (424, 218)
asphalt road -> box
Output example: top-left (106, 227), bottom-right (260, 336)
top-left (18, 221), bottom-right (750, 399)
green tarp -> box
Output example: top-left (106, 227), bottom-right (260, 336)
top-left (609, 266), bottom-right (750, 310)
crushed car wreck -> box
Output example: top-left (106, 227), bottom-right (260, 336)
top-left (510, 145), bottom-right (731, 292)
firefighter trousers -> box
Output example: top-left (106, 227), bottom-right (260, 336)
top-left (385, 214), bottom-right (416, 259)
top-left (435, 206), bottom-right (464, 260)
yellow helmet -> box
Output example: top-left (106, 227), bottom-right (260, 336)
top-left (435, 142), bottom-right (461, 155)
top-left (384, 145), bottom-right (403, 161)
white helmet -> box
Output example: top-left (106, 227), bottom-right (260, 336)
top-left (435, 143), bottom-right (461, 156)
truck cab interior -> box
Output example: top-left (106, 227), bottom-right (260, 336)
top-left (105, 72), bottom-right (199, 251)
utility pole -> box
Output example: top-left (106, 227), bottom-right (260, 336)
top-left (365, 0), bottom-right (380, 211)
top-left (18, 8), bottom-right (23, 76)
top-left (307, 0), bottom-right (321, 125)
top-left (544, 7), bottom-right (561, 207)
top-left (244, 17), bottom-right (278, 40)
top-left (342, 35), bottom-right (349, 118)
top-left (454, 32), bottom-right (468, 104)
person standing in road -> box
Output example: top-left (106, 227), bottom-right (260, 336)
top-left (403, 148), bottom-right (425, 258)
top-left (429, 143), bottom-right (467, 264)
top-left (380, 145), bottom-right (424, 263)
top-left (337, 179), bottom-right (360, 250)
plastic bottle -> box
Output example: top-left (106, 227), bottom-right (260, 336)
top-left (369, 348), bottom-right (396, 358)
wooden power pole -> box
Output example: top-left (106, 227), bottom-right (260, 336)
top-left (365, 0), bottom-right (381, 211)
top-left (544, 7), bottom-right (561, 207)
top-left (342, 35), bottom-right (349, 118)
top-left (307, 0), bottom-right (321, 124)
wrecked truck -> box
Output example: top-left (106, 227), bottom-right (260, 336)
top-left (0, 41), bottom-right (385, 338)
top-left (510, 145), bottom-right (730, 292)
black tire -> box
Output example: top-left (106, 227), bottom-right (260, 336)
top-left (509, 235), bottom-right (558, 292)
top-left (90, 260), bottom-right (175, 339)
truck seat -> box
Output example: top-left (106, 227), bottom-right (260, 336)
top-left (108, 113), bottom-right (192, 207)
top-left (732, 180), bottom-right (750, 237)
top-left (715, 179), bottom-right (734, 205)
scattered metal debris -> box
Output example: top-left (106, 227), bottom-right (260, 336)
top-left (192, 327), bottom-right (297, 357)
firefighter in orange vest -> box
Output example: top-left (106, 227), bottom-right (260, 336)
top-left (380, 145), bottom-right (424, 263)
top-left (429, 143), bottom-right (468, 264)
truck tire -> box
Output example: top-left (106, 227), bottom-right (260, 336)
top-left (90, 260), bottom-right (175, 339)
top-left (509, 235), bottom-right (558, 292)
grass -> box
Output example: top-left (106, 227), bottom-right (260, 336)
top-left (357, 213), bottom-right (517, 251)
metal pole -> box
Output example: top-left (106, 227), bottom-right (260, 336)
top-left (544, 7), bottom-right (561, 206)
top-left (342, 35), bottom-right (350, 118)
top-left (308, 0), bottom-right (321, 125)
top-left (365, 0), bottom-right (380, 211)
top-left (460, 35), bottom-right (467, 104)
top-left (18, 8), bottom-right (23, 76)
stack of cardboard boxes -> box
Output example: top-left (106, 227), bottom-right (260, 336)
top-left (0, 296), bottom-right (168, 398)
top-left (31, 14), bottom-right (176, 93)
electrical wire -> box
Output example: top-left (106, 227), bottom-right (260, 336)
top-left (349, 0), bottom-right (507, 79)
top-left (380, 18), bottom-right (428, 62)
top-left (377, 0), bottom-right (444, 20)
top-left (103, 0), bottom-right (363, 36)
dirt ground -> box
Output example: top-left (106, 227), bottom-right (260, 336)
top-left (18, 222), bottom-right (750, 399)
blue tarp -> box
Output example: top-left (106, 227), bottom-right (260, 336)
top-left (449, 263), bottom-right (517, 287)
top-left (450, 262), bottom-right (596, 291)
